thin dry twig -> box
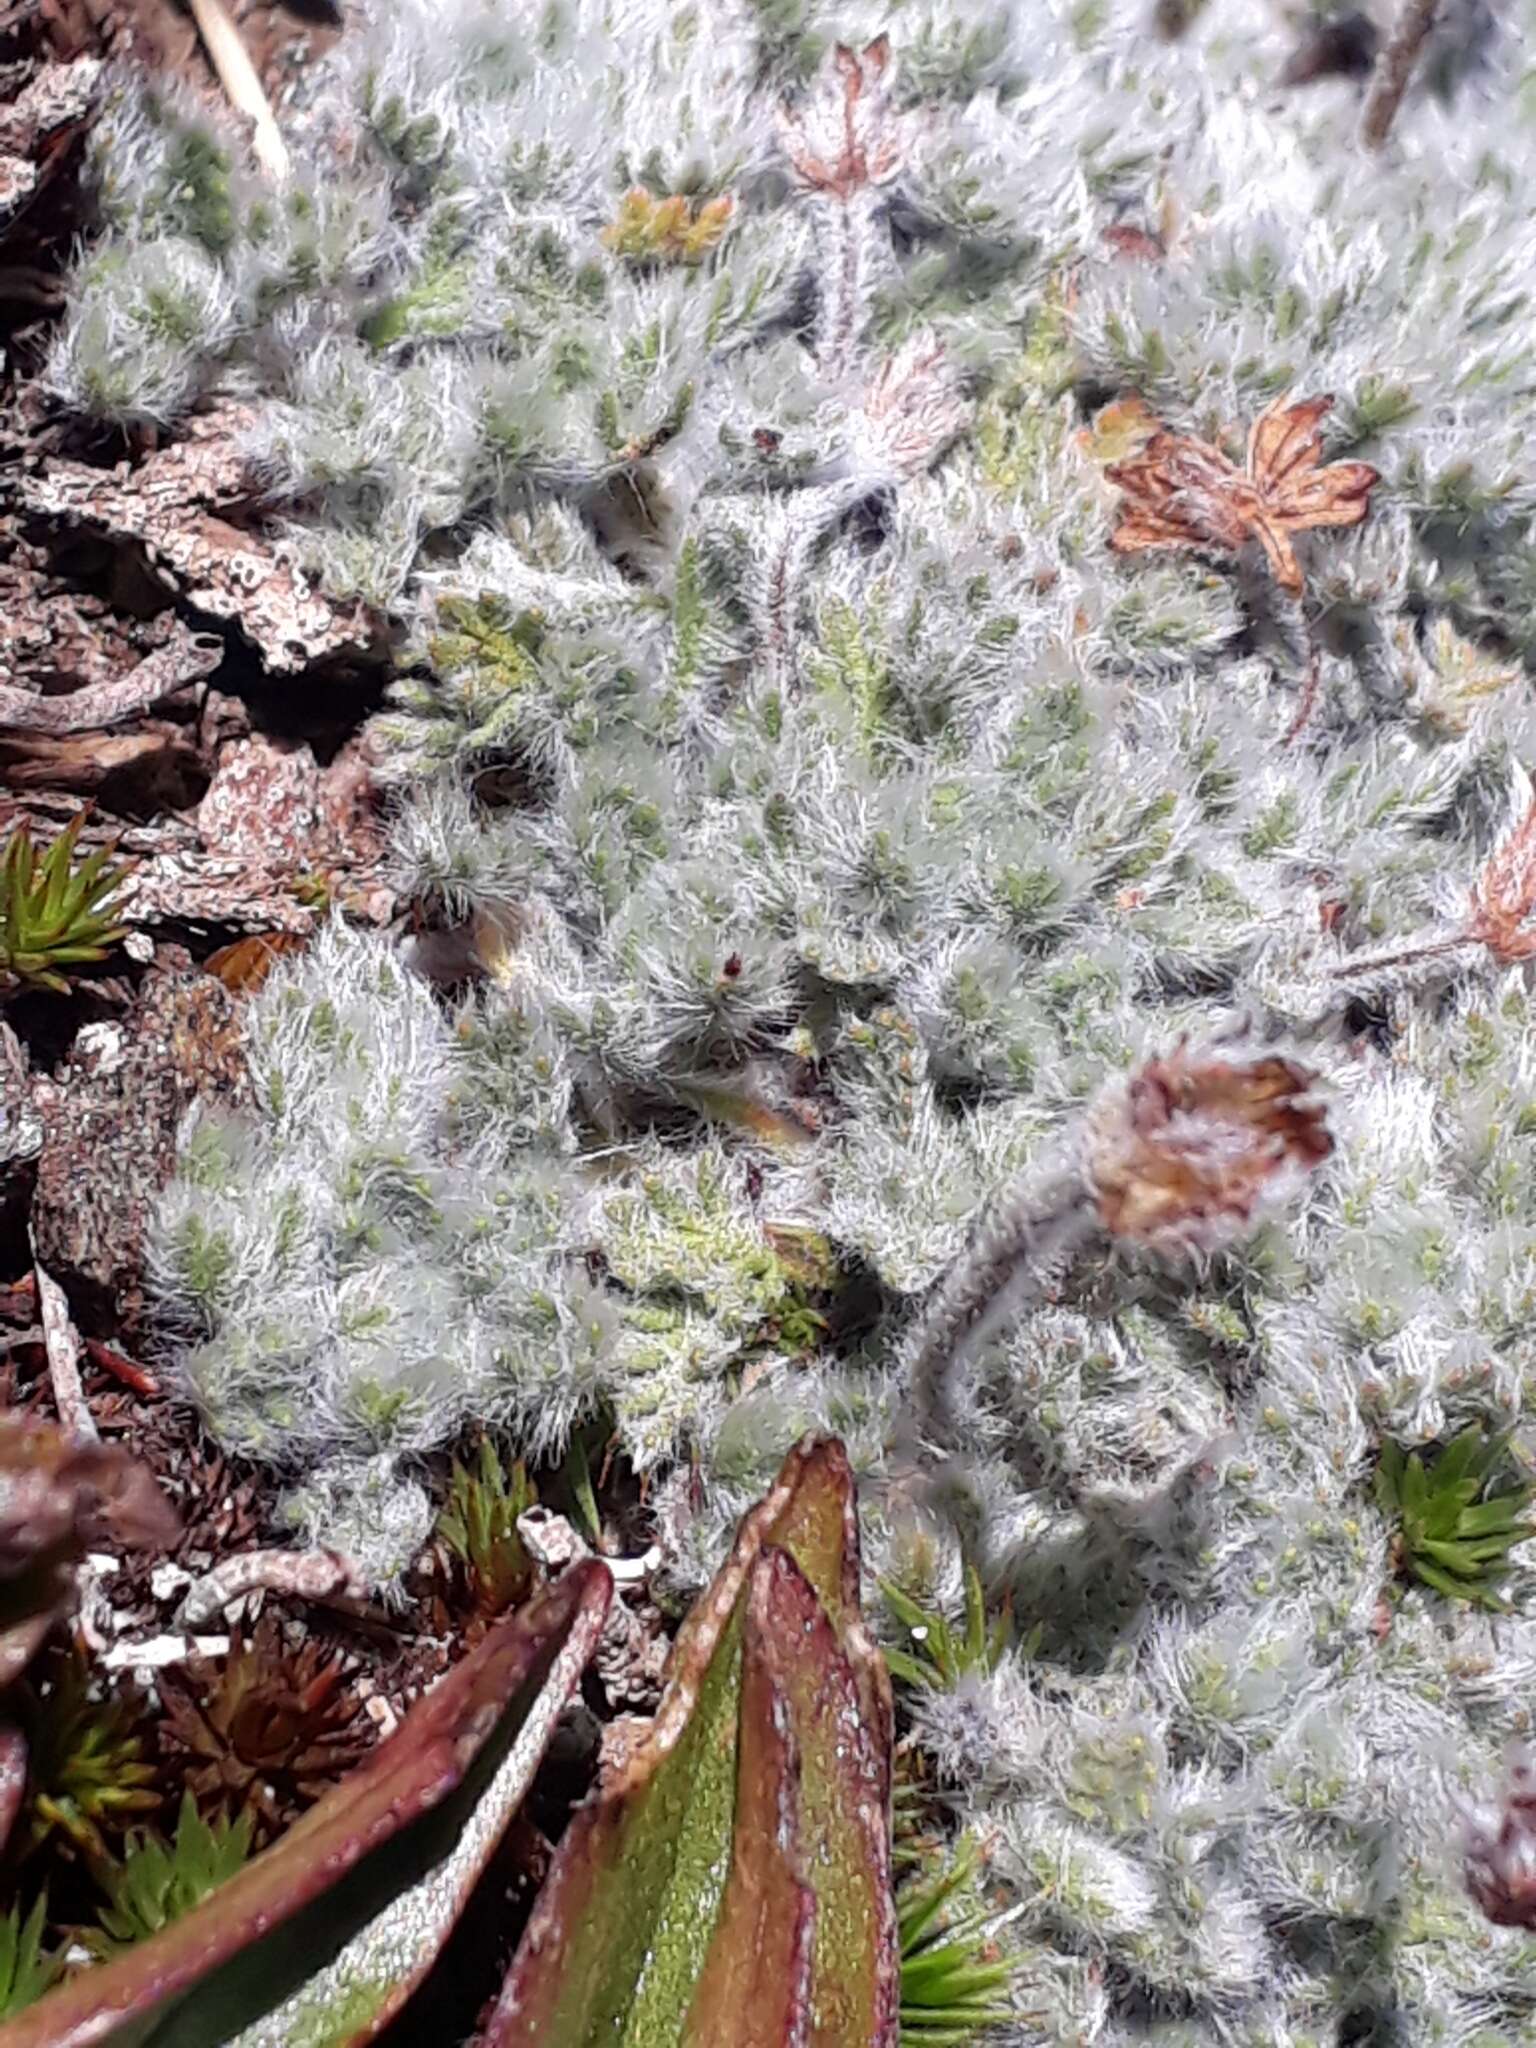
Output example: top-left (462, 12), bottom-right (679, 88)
top-left (0, 621), bottom-right (223, 733)
top-left (1361, 0), bottom-right (1438, 149)
top-left (176, 1546), bottom-right (365, 1629)
top-left (29, 1241), bottom-right (97, 1444)
top-left (186, 0), bottom-right (290, 181)
top-left (1283, 642), bottom-right (1322, 747)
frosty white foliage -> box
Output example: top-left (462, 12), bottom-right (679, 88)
top-left (75, 0), bottom-right (1536, 2031)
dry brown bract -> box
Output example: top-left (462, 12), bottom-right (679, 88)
top-left (1088, 1044), bottom-right (1333, 1256)
top-left (1105, 393), bottom-right (1380, 597)
top-left (1467, 790), bottom-right (1536, 964)
top-left (776, 36), bottom-right (904, 198)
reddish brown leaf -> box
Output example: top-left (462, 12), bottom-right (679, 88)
top-left (1467, 790), bottom-right (1536, 963)
top-left (1, 1560), bottom-right (613, 2048)
top-left (486, 1437), bottom-right (896, 2048)
top-left (203, 930), bottom-right (311, 995)
top-left (681, 1551), bottom-right (818, 2048)
top-left (1106, 392), bottom-right (1380, 595)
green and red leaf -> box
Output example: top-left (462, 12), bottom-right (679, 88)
top-left (0, 1560), bottom-right (612, 2048)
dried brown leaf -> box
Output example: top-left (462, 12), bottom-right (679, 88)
top-left (1467, 787), bottom-right (1536, 963)
top-left (1106, 391), bottom-right (1380, 595)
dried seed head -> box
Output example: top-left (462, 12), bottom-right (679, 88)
top-left (1465, 1751), bottom-right (1536, 1929)
top-left (775, 37), bottom-right (905, 199)
top-left (1086, 1045), bottom-right (1332, 1256)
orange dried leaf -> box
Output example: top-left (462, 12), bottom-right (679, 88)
top-left (1468, 790), bottom-right (1536, 963)
top-left (1106, 391), bottom-right (1380, 595)
top-left (1079, 393), bottom-right (1159, 466)
top-left (204, 931), bottom-right (310, 995)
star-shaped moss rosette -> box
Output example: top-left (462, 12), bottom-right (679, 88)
top-left (1105, 393), bottom-right (1380, 596)
top-left (1376, 1427), bottom-right (1536, 1610)
top-left (155, 1615), bottom-right (373, 1837)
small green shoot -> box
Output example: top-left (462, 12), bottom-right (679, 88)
top-left (898, 1837), bottom-right (1022, 2045)
top-left (20, 1650), bottom-right (159, 1857)
top-left (1376, 1425), bottom-right (1536, 1610)
top-left (86, 1794), bottom-right (256, 1957)
top-left (880, 1564), bottom-right (1023, 1692)
top-left (0, 1898), bottom-right (61, 2021)
top-left (560, 1428), bottom-right (604, 1550)
top-left (437, 1435), bottom-right (537, 1618)
top-left (0, 814), bottom-right (133, 994)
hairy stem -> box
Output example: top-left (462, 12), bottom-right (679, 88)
top-left (1328, 930), bottom-right (1473, 979)
top-left (900, 1168), bottom-right (1099, 1454)
top-left (814, 193), bottom-right (884, 383)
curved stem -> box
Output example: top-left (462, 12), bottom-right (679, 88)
top-left (1361, 0), bottom-right (1439, 150)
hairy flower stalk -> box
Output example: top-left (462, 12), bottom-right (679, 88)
top-left (48, 0), bottom-right (1536, 2030)
top-left (777, 39), bottom-right (907, 383)
top-left (903, 1046), bottom-right (1333, 1449)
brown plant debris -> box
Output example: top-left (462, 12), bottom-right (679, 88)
top-left (156, 1612), bottom-right (374, 1835)
top-left (1466, 788), bottom-right (1536, 964)
top-left (0, 1415), bottom-right (179, 1687)
top-left (1106, 392), bottom-right (1381, 596)
top-left (0, 53), bottom-right (99, 228)
top-left (0, 620), bottom-right (223, 733)
top-left (28, 965), bottom-right (250, 1336)
top-left (1361, 0), bottom-right (1438, 149)
top-left (32, 0), bottom-right (341, 101)
top-left (29, 1247), bottom-right (95, 1443)
top-left (15, 425), bottom-right (384, 676)
top-left (1087, 1042), bottom-right (1333, 1255)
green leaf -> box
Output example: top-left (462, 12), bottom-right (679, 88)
top-left (485, 1436), bottom-right (899, 2048)
top-left (1401, 1448), bottom-right (1429, 1522)
top-left (87, 1795), bottom-right (257, 1957)
top-left (897, 1838), bottom-right (1022, 2046)
top-left (0, 817), bottom-right (132, 995)
top-left (0, 1897), bottom-right (61, 2021)
top-left (1410, 1555), bottom-right (1510, 1609)
top-left (1459, 1494), bottom-right (1532, 1537)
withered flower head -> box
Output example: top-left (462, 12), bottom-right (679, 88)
top-left (1086, 1043), bottom-right (1332, 1255)
top-left (1465, 1751), bottom-right (1536, 1929)
top-left (157, 1613), bottom-right (372, 1835)
top-left (1466, 778), bottom-right (1536, 964)
top-left (1106, 392), bottom-right (1380, 597)
top-left (775, 37), bottom-right (905, 199)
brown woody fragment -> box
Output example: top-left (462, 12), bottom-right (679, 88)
top-left (0, 617), bottom-right (223, 732)
top-left (16, 432), bottom-right (383, 675)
